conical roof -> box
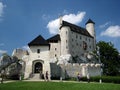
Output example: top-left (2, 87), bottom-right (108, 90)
top-left (85, 19), bottom-right (95, 25)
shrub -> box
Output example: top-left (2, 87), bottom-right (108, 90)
top-left (66, 76), bottom-right (120, 84)
top-left (101, 76), bottom-right (120, 84)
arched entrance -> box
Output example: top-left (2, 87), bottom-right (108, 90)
top-left (34, 62), bottom-right (42, 73)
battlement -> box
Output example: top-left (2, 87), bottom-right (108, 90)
top-left (50, 63), bottom-right (101, 79)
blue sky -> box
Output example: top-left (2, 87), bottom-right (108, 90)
top-left (0, 0), bottom-right (120, 55)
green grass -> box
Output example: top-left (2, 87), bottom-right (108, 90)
top-left (0, 81), bottom-right (120, 90)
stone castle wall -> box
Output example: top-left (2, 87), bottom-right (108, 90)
top-left (50, 63), bottom-right (101, 79)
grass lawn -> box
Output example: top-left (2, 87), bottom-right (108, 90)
top-left (0, 81), bottom-right (120, 90)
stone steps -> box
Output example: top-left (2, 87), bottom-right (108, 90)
top-left (30, 74), bottom-right (41, 80)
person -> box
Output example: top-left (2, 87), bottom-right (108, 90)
top-left (1, 77), bottom-right (3, 84)
top-left (45, 71), bottom-right (49, 81)
top-left (77, 73), bottom-right (81, 81)
top-left (39, 71), bottom-right (42, 79)
top-left (19, 74), bottom-right (22, 80)
top-left (87, 73), bottom-right (90, 83)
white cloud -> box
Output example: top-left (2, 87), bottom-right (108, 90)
top-left (0, 2), bottom-right (6, 17)
top-left (99, 21), bottom-right (111, 28)
top-left (47, 11), bottom-right (86, 34)
top-left (101, 25), bottom-right (120, 37)
top-left (0, 50), bottom-right (7, 54)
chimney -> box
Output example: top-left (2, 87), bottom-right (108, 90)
top-left (59, 15), bottom-right (63, 27)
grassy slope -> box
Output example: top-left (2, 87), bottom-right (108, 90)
top-left (0, 81), bottom-right (120, 90)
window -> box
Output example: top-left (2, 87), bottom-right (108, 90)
top-left (80, 36), bottom-right (82, 40)
top-left (76, 43), bottom-right (78, 46)
top-left (37, 49), bottom-right (40, 53)
top-left (55, 54), bottom-right (57, 57)
top-left (83, 41), bottom-right (87, 50)
top-left (55, 48), bottom-right (57, 51)
top-left (80, 44), bottom-right (81, 47)
top-left (66, 40), bottom-right (67, 43)
top-left (72, 38), bottom-right (74, 41)
top-left (89, 46), bottom-right (91, 49)
top-left (66, 31), bottom-right (67, 34)
top-left (66, 46), bottom-right (68, 49)
top-left (76, 35), bottom-right (78, 38)
top-left (89, 38), bottom-right (90, 42)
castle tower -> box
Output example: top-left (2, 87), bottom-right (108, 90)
top-left (85, 19), bottom-right (96, 49)
top-left (59, 18), bottom-right (70, 55)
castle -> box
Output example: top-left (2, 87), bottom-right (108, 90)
top-left (12, 18), bottom-right (101, 80)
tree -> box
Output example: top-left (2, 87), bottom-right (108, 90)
top-left (97, 41), bottom-right (120, 76)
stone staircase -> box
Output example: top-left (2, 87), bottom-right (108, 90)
top-left (30, 74), bottom-right (42, 81)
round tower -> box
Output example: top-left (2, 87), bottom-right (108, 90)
top-left (59, 18), bottom-right (70, 55)
top-left (85, 19), bottom-right (96, 49)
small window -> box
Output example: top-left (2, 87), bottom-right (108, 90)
top-left (80, 36), bottom-right (81, 39)
top-left (55, 54), bottom-right (57, 57)
top-left (83, 41), bottom-right (87, 50)
top-left (76, 43), bottom-right (78, 46)
top-left (72, 38), bottom-right (74, 41)
top-left (66, 40), bottom-right (67, 43)
top-left (89, 38), bottom-right (90, 42)
top-left (37, 49), bottom-right (40, 53)
top-left (55, 48), bottom-right (57, 51)
top-left (76, 35), bottom-right (78, 38)
top-left (80, 44), bottom-right (81, 47)
top-left (66, 31), bottom-right (67, 34)
top-left (80, 36), bottom-right (82, 40)
top-left (66, 46), bottom-right (68, 49)
top-left (89, 46), bottom-right (91, 49)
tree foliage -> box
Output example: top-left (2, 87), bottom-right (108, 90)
top-left (97, 41), bottom-right (120, 76)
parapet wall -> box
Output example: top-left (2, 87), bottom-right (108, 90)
top-left (50, 63), bottom-right (101, 79)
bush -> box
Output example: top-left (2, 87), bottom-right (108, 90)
top-left (66, 76), bottom-right (120, 84)
top-left (101, 76), bottom-right (120, 84)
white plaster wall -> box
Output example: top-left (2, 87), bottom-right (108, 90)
top-left (59, 63), bottom-right (101, 78)
top-left (24, 46), bottom-right (50, 79)
top-left (69, 30), bottom-right (94, 58)
top-left (81, 64), bottom-right (101, 77)
top-left (29, 46), bottom-right (49, 61)
top-left (86, 23), bottom-right (96, 49)
top-left (86, 23), bottom-right (95, 38)
top-left (49, 41), bottom-right (61, 59)
top-left (24, 60), bottom-right (32, 79)
top-left (60, 26), bottom-right (70, 55)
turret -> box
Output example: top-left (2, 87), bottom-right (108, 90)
top-left (59, 17), bottom-right (70, 55)
top-left (85, 19), bottom-right (96, 49)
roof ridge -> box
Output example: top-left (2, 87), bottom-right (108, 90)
top-left (28, 35), bottom-right (49, 46)
top-left (60, 20), bottom-right (93, 38)
top-left (61, 20), bottom-right (86, 30)
top-left (47, 34), bottom-right (61, 42)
